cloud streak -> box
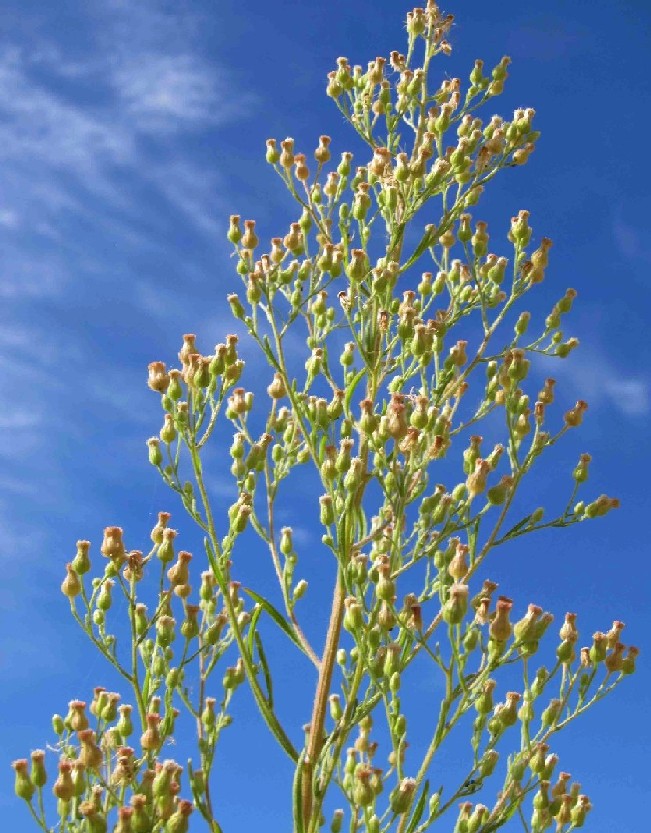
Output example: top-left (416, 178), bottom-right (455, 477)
top-left (0, 1), bottom-right (256, 588)
top-left (536, 348), bottom-right (650, 418)
top-left (0, 1), bottom-right (255, 299)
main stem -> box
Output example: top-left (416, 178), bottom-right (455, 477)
top-left (301, 566), bottom-right (346, 830)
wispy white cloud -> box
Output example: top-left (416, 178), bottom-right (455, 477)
top-left (0, 0), bottom-right (256, 559)
top-left (0, 2), bottom-right (254, 300)
top-left (112, 53), bottom-right (251, 133)
top-left (0, 1), bottom-right (260, 685)
top-left (602, 377), bottom-right (649, 417)
top-left (536, 348), bottom-right (650, 418)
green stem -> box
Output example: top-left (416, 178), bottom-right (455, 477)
top-left (189, 442), bottom-right (298, 763)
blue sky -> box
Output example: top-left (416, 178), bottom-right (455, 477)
top-left (1, 0), bottom-right (650, 830)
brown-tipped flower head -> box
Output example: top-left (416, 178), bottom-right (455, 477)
top-left (165, 798), bottom-right (194, 833)
top-left (12, 759), bottom-right (34, 802)
top-left (606, 620), bottom-right (625, 649)
top-left (559, 612), bottom-right (578, 643)
top-left (467, 458), bottom-right (490, 499)
top-left (448, 542), bottom-right (469, 582)
top-left (61, 563), bottom-right (82, 599)
top-left (513, 603), bottom-right (543, 643)
top-left (66, 700), bottom-right (89, 732)
top-left (564, 400), bottom-right (588, 428)
top-left (30, 749), bottom-right (47, 788)
top-left (100, 526), bottom-right (126, 564)
top-left (72, 540), bottom-right (91, 575)
top-left (52, 760), bottom-right (75, 801)
top-left (147, 361), bottom-right (170, 393)
top-left (140, 713), bottom-right (162, 751)
top-left (442, 582), bottom-right (469, 625)
top-left (489, 596), bottom-right (513, 642)
top-left (78, 729), bottom-right (103, 770)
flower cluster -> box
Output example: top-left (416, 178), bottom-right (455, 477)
top-left (15, 3), bottom-right (637, 833)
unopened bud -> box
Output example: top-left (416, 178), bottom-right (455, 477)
top-left (389, 777), bottom-right (417, 814)
top-left (61, 563), bottom-right (82, 598)
top-left (12, 759), bottom-right (34, 802)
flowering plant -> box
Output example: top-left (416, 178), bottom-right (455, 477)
top-left (13, 3), bottom-right (637, 832)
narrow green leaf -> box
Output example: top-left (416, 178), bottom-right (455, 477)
top-left (241, 587), bottom-right (305, 653)
top-left (344, 368), bottom-right (366, 415)
top-left (254, 630), bottom-right (274, 708)
top-left (247, 604), bottom-right (264, 659)
top-left (292, 750), bottom-right (306, 833)
top-left (405, 779), bottom-right (429, 833)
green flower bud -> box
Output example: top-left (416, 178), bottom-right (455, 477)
top-left (572, 453), bottom-right (591, 484)
top-left (526, 669), bottom-right (546, 703)
top-left (570, 796), bottom-right (591, 828)
top-left (498, 692), bottom-right (521, 728)
top-left (30, 750), bottom-right (47, 789)
top-left (589, 631), bottom-right (608, 664)
top-left (383, 644), bottom-right (400, 678)
top-left (146, 437), bottom-right (163, 467)
top-left (132, 604), bottom-right (148, 638)
top-left (154, 528), bottom-right (176, 568)
top-left (227, 293), bottom-right (246, 321)
top-left (366, 816), bottom-right (380, 833)
top-left (622, 646), bottom-right (639, 675)
top-left (71, 540), bottom-right (91, 575)
top-left (472, 222), bottom-right (489, 258)
top-left (12, 759), bottom-right (35, 802)
top-left (116, 704), bottom-right (133, 739)
top-left (352, 765), bottom-right (375, 807)
top-left (181, 605), bottom-right (201, 640)
top-left (343, 598), bottom-right (364, 632)
top-left (52, 760), bottom-right (75, 801)
top-left (376, 573), bottom-right (395, 602)
top-left (280, 527), bottom-right (293, 556)
top-left (330, 809), bottom-right (344, 833)
top-left (201, 698), bottom-right (217, 731)
top-left (442, 583), bottom-right (468, 625)
top-left (61, 563), bottom-right (82, 599)
top-left (515, 311), bottom-right (531, 335)
top-left (389, 777), bottom-right (416, 814)
top-left (514, 603), bottom-right (543, 643)
top-left (97, 580), bottom-right (114, 612)
top-left (458, 213), bottom-right (472, 243)
top-left (319, 495), bottom-right (335, 526)
top-left (227, 214), bottom-right (242, 244)
top-left (454, 801), bottom-right (473, 833)
top-left (479, 749), bottom-right (499, 777)
top-left (160, 413), bottom-right (177, 445)
top-left (129, 795), bottom-right (151, 833)
top-left (156, 616), bottom-right (176, 648)
top-left (100, 692), bottom-right (120, 722)
top-left (223, 658), bottom-right (245, 690)
top-left (51, 713), bottom-right (65, 735)
top-left (556, 639), bottom-right (575, 664)
top-left (327, 694), bottom-right (343, 723)
top-left (265, 139), bottom-right (280, 164)
top-left (152, 761), bottom-right (175, 799)
top-left (71, 761), bottom-right (86, 798)
top-left (487, 475), bottom-right (513, 506)
top-left (529, 742), bottom-right (549, 776)
top-left (164, 799), bottom-right (193, 833)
